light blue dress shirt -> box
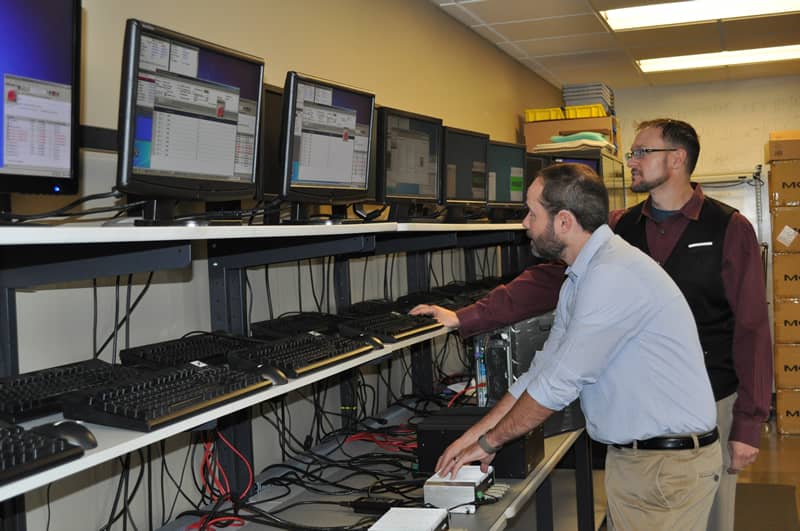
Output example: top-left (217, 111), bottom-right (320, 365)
top-left (508, 225), bottom-right (717, 445)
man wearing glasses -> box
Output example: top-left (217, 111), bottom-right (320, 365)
top-left (412, 118), bottom-right (771, 531)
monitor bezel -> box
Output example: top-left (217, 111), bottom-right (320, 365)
top-left (0, 0), bottom-right (81, 196)
top-left (486, 140), bottom-right (527, 208)
top-left (441, 126), bottom-right (490, 208)
top-left (376, 106), bottom-right (443, 204)
top-left (279, 71), bottom-right (375, 206)
top-left (116, 19), bottom-right (264, 202)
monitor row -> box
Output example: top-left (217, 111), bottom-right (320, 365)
top-left (0, 2), bottom-right (530, 224)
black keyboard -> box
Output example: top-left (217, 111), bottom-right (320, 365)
top-left (228, 331), bottom-right (374, 379)
top-left (0, 359), bottom-right (142, 423)
top-left (251, 313), bottom-right (342, 339)
top-left (341, 312), bottom-right (443, 343)
top-left (393, 292), bottom-right (459, 312)
top-left (62, 364), bottom-right (271, 432)
top-left (0, 420), bottom-right (84, 485)
top-left (120, 333), bottom-right (257, 368)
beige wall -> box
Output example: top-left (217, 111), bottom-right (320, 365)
top-left (82, 0), bottom-right (560, 142)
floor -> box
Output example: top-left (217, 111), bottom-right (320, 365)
top-left (738, 418), bottom-right (800, 517)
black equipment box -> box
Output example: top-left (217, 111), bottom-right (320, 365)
top-left (416, 407), bottom-right (544, 479)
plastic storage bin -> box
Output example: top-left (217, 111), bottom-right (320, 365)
top-left (524, 107), bottom-right (565, 122)
top-left (564, 104), bottom-right (607, 119)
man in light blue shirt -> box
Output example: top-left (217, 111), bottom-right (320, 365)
top-left (436, 163), bottom-right (722, 530)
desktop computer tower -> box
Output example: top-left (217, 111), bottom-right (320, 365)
top-left (471, 311), bottom-right (585, 438)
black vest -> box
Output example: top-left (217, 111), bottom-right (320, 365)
top-left (614, 197), bottom-right (738, 401)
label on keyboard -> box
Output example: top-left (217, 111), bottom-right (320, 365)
top-left (309, 331), bottom-right (321, 337)
top-left (190, 360), bottom-right (208, 368)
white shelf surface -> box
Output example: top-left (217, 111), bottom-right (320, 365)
top-left (0, 327), bottom-right (452, 502)
top-left (0, 222), bottom-right (400, 245)
top-left (397, 222), bottom-right (524, 232)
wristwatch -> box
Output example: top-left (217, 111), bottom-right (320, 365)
top-left (477, 432), bottom-right (502, 454)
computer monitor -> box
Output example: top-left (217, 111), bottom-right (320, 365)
top-left (0, 0), bottom-right (81, 207)
top-left (376, 107), bottom-right (442, 222)
top-left (487, 141), bottom-right (526, 221)
top-left (278, 71), bottom-right (374, 223)
top-left (442, 127), bottom-right (489, 222)
top-left (551, 156), bottom-right (600, 173)
top-left (116, 19), bottom-right (264, 224)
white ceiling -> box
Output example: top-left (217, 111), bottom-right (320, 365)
top-left (431, 0), bottom-right (800, 89)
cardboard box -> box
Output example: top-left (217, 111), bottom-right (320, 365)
top-left (766, 131), bottom-right (800, 162)
top-left (773, 253), bottom-right (800, 299)
top-left (769, 160), bottom-right (800, 207)
top-left (777, 389), bottom-right (800, 434)
top-left (774, 299), bottom-right (800, 343)
top-left (771, 208), bottom-right (800, 252)
top-left (524, 116), bottom-right (619, 150)
top-left (775, 344), bottom-right (800, 389)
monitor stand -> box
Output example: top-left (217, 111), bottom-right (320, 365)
top-left (388, 202), bottom-right (441, 223)
top-left (283, 202), bottom-right (360, 225)
top-left (0, 194), bottom-right (12, 225)
top-left (443, 205), bottom-right (488, 224)
top-left (488, 207), bottom-right (526, 223)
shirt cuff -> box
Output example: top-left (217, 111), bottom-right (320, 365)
top-left (455, 306), bottom-right (480, 338)
top-left (730, 415), bottom-right (763, 449)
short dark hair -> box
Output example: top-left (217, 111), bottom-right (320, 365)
top-left (636, 118), bottom-right (700, 174)
top-left (537, 163), bottom-right (608, 233)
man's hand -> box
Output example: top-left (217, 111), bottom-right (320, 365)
top-left (409, 304), bottom-right (460, 328)
top-left (435, 438), bottom-right (495, 479)
top-left (435, 434), bottom-right (474, 476)
top-left (728, 440), bottom-right (759, 474)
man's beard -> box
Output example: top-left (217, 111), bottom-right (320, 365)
top-left (528, 220), bottom-right (565, 261)
top-left (630, 170), bottom-right (668, 193)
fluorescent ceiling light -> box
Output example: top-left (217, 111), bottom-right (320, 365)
top-left (638, 44), bottom-right (800, 72)
top-left (601, 0), bottom-right (800, 31)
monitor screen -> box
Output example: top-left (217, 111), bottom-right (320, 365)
top-left (117, 19), bottom-right (264, 201)
top-left (0, 0), bottom-right (80, 195)
top-left (280, 71), bottom-right (374, 204)
top-left (487, 141), bottom-right (526, 207)
top-left (442, 127), bottom-right (489, 206)
top-left (376, 107), bottom-right (441, 203)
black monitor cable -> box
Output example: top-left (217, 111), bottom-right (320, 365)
top-left (112, 276), bottom-right (121, 366)
top-left (265, 264), bottom-right (274, 321)
top-left (352, 203), bottom-right (387, 222)
top-left (361, 256), bottom-right (369, 303)
top-left (245, 273), bottom-right (254, 332)
top-left (308, 259), bottom-right (323, 313)
top-left (296, 261), bottom-right (303, 313)
top-left (125, 274), bottom-right (133, 351)
top-left (0, 189), bottom-right (150, 224)
top-left (94, 271), bottom-right (154, 359)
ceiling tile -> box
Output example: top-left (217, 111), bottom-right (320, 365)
top-left (490, 14), bottom-right (608, 42)
top-left (644, 67), bottom-right (730, 86)
top-left (590, 0), bottom-right (686, 10)
top-left (617, 23), bottom-right (723, 59)
top-left (536, 50), bottom-right (644, 88)
top-left (517, 33), bottom-right (619, 57)
top-left (723, 14), bottom-right (800, 50)
top-left (462, 0), bottom-right (593, 24)
top-left (497, 41), bottom-right (527, 59)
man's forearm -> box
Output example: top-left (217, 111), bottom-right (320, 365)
top-left (485, 392), bottom-right (554, 449)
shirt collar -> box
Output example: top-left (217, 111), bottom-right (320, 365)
top-left (565, 224), bottom-right (613, 280)
top-left (640, 182), bottom-right (705, 222)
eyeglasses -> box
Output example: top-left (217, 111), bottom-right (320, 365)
top-left (625, 147), bottom-right (678, 161)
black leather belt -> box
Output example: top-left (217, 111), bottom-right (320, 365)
top-left (612, 427), bottom-right (719, 450)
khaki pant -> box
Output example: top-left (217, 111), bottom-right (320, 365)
top-left (707, 392), bottom-right (737, 531)
top-left (605, 440), bottom-right (722, 531)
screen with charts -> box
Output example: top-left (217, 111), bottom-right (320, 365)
top-left (282, 72), bottom-right (374, 195)
top-left (378, 108), bottom-right (441, 202)
top-left (117, 19), bottom-right (264, 200)
top-left (487, 141), bottom-right (526, 207)
top-left (0, 0), bottom-right (80, 195)
top-left (443, 127), bottom-right (489, 206)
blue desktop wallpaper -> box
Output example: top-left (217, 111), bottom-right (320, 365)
top-left (0, 0), bottom-right (76, 169)
top-left (332, 89), bottom-right (373, 126)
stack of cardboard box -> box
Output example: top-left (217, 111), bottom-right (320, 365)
top-left (768, 131), bottom-right (800, 434)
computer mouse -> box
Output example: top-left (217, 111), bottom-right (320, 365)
top-left (259, 366), bottom-right (289, 385)
top-left (33, 420), bottom-right (98, 450)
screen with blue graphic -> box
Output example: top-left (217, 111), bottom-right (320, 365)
top-left (117, 19), bottom-right (264, 201)
top-left (377, 107), bottom-right (441, 202)
top-left (281, 71), bottom-right (374, 199)
top-left (0, 0), bottom-right (80, 195)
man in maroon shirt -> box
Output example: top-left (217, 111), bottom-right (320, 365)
top-left (411, 118), bottom-right (771, 531)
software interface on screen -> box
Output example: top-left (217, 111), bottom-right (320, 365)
top-left (488, 143), bottom-right (525, 205)
top-left (0, 0), bottom-right (76, 182)
top-left (287, 78), bottom-right (372, 191)
top-left (129, 29), bottom-right (262, 184)
top-left (444, 130), bottom-right (487, 203)
top-left (384, 113), bottom-right (439, 200)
